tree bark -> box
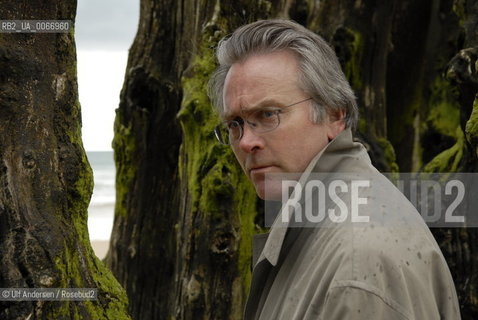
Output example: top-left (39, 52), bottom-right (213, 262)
top-left (109, 0), bottom-right (478, 319)
top-left (313, 1), bottom-right (478, 318)
top-left (0, 2), bottom-right (130, 319)
top-left (106, 1), bottom-right (290, 319)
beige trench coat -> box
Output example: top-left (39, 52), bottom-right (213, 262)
top-left (244, 129), bottom-right (461, 320)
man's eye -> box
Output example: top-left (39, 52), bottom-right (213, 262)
top-left (259, 109), bottom-right (279, 119)
top-left (227, 120), bottom-right (242, 129)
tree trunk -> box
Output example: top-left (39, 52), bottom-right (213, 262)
top-left (105, 1), bottom-right (272, 319)
top-left (0, 2), bottom-right (130, 319)
top-left (312, 1), bottom-right (478, 318)
top-left (109, 0), bottom-right (478, 319)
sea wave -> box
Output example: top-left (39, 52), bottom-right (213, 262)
top-left (90, 194), bottom-right (115, 206)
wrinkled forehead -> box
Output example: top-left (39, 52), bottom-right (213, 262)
top-left (221, 51), bottom-right (303, 119)
top-left (222, 98), bottom-right (284, 120)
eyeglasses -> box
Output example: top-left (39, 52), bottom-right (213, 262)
top-left (214, 97), bottom-right (312, 145)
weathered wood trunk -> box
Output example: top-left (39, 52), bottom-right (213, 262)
top-left (313, 1), bottom-right (478, 318)
top-left (0, 1), bottom-right (130, 319)
top-left (109, 0), bottom-right (478, 319)
top-left (431, 1), bottom-right (478, 318)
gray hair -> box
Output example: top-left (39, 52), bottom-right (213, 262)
top-left (208, 19), bottom-right (359, 130)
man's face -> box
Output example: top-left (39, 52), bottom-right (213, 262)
top-left (223, 50), bottom-right (345, 199)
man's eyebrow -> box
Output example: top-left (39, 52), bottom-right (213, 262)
top-left (223, 98), bottom-right (282, 120)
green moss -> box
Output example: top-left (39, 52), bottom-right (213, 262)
top-left (74, 148), bottom-right (94, 219)
top-left (177, 28), bottom-right (258, 303)
top-left (377, 137), bottom-right (400, 173)
top-left (452, 0), bottom-right (466, 25)
top-left (112, 112), bottom-right (137, 217)
top-left (342, 28), bottom-right (364, 91)
top-left (177, 38), bottom-right (220, 209)
top-left (234, 180), bottom-right (257, 297)
top-left (419, 76), bottom-right (462, 173)
top-left (465, 94), bottom-right (478, 155)
top-left (52, 244), bottom-right (130, 319)
top-left (388, 87), bottom-right (422, 171)
top-left (427, 76), bottom-right (461, 138)
top-left (49, 100), bottom-right (130, 319)
top-left (424, 126), bottom-right (464, 173)
top-left (357, 117), bottom-right (367, 134)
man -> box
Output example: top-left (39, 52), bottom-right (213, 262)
top-left (208, 20), bottom-right (461, 319)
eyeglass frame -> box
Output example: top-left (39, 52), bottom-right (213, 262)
top-left (214, 97), bottom-right (313, 145)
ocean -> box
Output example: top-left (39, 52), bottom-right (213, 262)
top-left (86, 151), bottom-right (115, 241)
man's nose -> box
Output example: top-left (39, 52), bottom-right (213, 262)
top-left (238, 124), bottom-right (265, 153)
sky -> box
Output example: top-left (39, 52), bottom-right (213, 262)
top-left (76, 0), bottom-right (140, 151)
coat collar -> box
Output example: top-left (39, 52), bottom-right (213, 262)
top-left (255, 128), bottom-right (370, 267)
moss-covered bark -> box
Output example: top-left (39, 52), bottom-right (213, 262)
top-left (466, 95), bottom-right (478, 154)
top-left (175, 28), bottom-right (258, 319)
top-left (0, 1), bottom-right (130, 319)
top-left (315, 1), bottom-right (477, 317)
top-left (106, 6), bottom-right (184, 318)
top-left (107, 1), bottom-right (280, 319)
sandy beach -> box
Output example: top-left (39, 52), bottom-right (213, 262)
top-left (91, 240), bottom-right (110, 259)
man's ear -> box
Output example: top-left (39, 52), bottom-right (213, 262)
top-left (327, 109), bottom-right (346, 140)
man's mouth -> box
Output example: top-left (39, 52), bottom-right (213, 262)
top-left (249, 165), bottom-right (274, 176)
